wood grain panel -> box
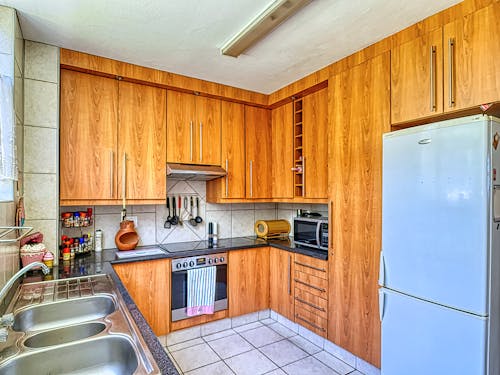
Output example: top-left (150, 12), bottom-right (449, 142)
top-left (113, 259), bottom-right (170, 336)
top-left (117, 81), bottom-right (166, 200)
top-left (196, 96), bottom-right (221, 165)
top-left (60, 49), bottom-right (268, 106)
top-left (391, 28), bottom-right (443, 124)
top-left (302, 88), bottom-right (328, 198)
top-left (170, 310), bottom-right (228, 331)
top-left (294, 271), bottom-right (328, 299)
top-left (245, 106), bottom-right (272, 199)
top-left (228, 247), bottom-right (270, 317)
top-left (295, 305), bottom-right (327, 338)
top-left (294, 254), bottom-right (328, 279)
top-left (328, 52), bottom-right (391, 367)
top-left (166, 90), bottom-right (195, 163)
top-left (269, 248), bottom-right (295, 321)
top-left (60, 69), bottom-right (117, 200)
top-left (444, 3), bottom-right (500, 112)
top-left (294, 288), bottom-right (328, 319)
top-left (271, 103), bottom-right (294, 198)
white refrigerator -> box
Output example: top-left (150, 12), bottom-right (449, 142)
top-left (380, 115), bottom-right (500, 375)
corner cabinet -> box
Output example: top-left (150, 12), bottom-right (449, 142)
top-left (269, 247), bottom-right (294, 321)
top-left (329, 52), bottom-right (390, 367)
top-left (166, 91), bottom-right (221, 166)
top-left (60, 70), bottom-right (166, 205)
top-left (113, 259), bottom-right (171, 336)
top-left (228, 247), bottom-right (270, 317)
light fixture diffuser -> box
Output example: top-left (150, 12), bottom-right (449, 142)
top-left (221, 0), bottom-right (312, 57)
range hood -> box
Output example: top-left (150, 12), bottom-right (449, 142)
top-left (166, 163), bottom-right (226, 181)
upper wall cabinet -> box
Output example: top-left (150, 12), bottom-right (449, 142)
top-left (166, 91), bottom-right (221, 166)
top-left (391, 3), bottom-right (500, 124)
top-left (60, 69), bottom-right (166, 204)
top-left (271, 102), bottom-right (294, 199)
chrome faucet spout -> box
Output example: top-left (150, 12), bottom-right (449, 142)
top-left (0, 262), bottom-right (50, 305)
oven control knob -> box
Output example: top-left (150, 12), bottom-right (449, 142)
top-left (219, 257), bottom-right (225, 262)
top-left (208, 259), bottom-right (213, 264)
top-left (213, 258), bottom-right (218, 264)
top-left (189, 261), bottom-right (195, 267)
top-left (183, 262), bottom-right (188, 268)
top-left (176, 263), bottom-right (182, 269)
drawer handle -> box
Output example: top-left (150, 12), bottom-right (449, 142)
top-left (295, 297), bottom-right (325, 312)
top-left (294, 261), bottom-right (326, 272)
top-left (295, 314), bottom-right (326, 332)
top-left (294, 279), bottom-right (326, 293)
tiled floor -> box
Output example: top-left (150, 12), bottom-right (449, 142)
top-left (164, 316), bottom-right (365, 375)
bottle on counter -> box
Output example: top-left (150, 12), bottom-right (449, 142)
top-left (95, 229), bottom-right (103, 252)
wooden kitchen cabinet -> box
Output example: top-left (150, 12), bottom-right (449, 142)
top-left (271, 103), bottom-right (294, 199)
top-left (245, 106), bottom-right (272, 199)
top-left (207, 101), bottom-right (246, 199)
top-left (329, 52), bottom-right (390, 367)
top-left (60, 70), bottom-right (167, 205)
top-left (60, 70), bottom-right (118, 201)
top-left (269, 247), bottom-right (294, 321)
top-left (228, 247), bottom-right (270, 317)
top-left (443, 3), bottom-right (500, 113)
top-left (113, 259), bottom-right (171, 336)
top-left (166, 91), bottom-right (221, 165)
top-left (118, 81), bottom-right (166, 200)
top-left (302, 88), bottom-right (328, 199)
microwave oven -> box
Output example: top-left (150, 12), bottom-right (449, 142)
top-left (293, 216), bottom-right (328, 251)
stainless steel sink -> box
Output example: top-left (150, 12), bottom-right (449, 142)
top-left (13, 295), bottom-right (115, 332)
top-left (23, 321), bottom-right (106, 348)
top-left (0, 336), bottom-right (139, 374)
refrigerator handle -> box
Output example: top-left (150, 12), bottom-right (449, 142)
top-left (378, 249), bottom-right (385, 286)
top-left (379, 289), bottom-right (386, 321)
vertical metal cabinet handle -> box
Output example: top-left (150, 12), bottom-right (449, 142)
top-left (302, 156), bottom-right (306, 197)
top-left (190, 121), bottom-right (193, 161)
top-left (109, 150), bottom-right (114, 198)
top-left (379, 289), bottom-right (386, 321)
top-left (249, 160), bottom-right (253, 198)
top-left (225, 159), bottom-right (229, 197)
top-left (122, 152), bottom-right (127, 201)
top-left (429, 45), bottom-right (436, 112)
top-left (199, 122), bottom-right (203, 162)
top-left (378, 249), bottom-right (385, 286)
top-left (287, 254), bottom-right (291, 295)
top-left (448, 38), bottom-right (455, 108)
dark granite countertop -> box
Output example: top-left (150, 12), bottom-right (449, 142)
top-left (22, 236), bottom-right (327, 374)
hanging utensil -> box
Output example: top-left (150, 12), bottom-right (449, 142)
top-left (178, 195), bottom-right (183, 226)
top-left (164, 196), bottom-right (172, 228)
top-left (195, 197), bottom-right (203, 224)
top-left (189, 196), bottom-right (197, 226)
top-left (170, 196), bottom-right (178, 226)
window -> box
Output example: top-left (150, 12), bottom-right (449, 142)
top-left (0, 74), bottom-right (16, 202)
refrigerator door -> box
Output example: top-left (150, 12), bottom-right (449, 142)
top-left (382, 116), bottom-right (489, 315)
top-left (380, 288), bottom-right (487, 375)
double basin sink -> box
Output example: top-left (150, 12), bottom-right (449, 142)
top-left (0, 275), bottom-right (159, 374)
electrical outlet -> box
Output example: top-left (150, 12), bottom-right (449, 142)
top-left (125, 215), bottom-right (138, 227)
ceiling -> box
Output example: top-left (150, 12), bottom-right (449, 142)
top-left (1, 0), bottom-right (460, 94)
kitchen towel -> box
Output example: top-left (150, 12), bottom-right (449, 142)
top-left (187, 266), bottom-right (216, 317)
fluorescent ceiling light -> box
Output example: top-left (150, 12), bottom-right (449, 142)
top-left (221, 0), bottom-right (312, 57)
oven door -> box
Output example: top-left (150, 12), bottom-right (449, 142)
top-left (171, 264), bottom-right (228, 322)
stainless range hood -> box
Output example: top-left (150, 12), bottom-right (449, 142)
top-left (166, 163), bottom-right (226, 181)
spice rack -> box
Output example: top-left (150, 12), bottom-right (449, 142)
top-left (60, 209), bottom-right (94, 258)
top-left (293, 98), bottom-right (304, 197)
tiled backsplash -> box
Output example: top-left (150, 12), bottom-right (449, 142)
top-left (62, 180), bottom-right (327, 250)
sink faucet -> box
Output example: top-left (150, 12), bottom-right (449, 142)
top-left (0, 262), bottom-right (50, 306)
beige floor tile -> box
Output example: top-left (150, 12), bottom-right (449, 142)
top-left (168, 337), bottom-right (204, 352)
top-left (282, 356), bottom-right (338, 375)
top-left (233, 321), bottom-right (263, 333)
top-left (208, 334), bottom-right (253, 359)
top-left (170, 343), bottom-right (219, 372)
top-left (225, 349), bottom-right (277, 375)
top-left (185, 361), bottom-right (235, 375)
top-left (204, 328), bottom-right (237, 342)
top-left (259, 340), bottom-right (308, 367)
top-left (263, 369), bottom-right (286, 375)
top-left (240, 326), bottom-right (284, 348)
top-left (268, 322), bottom-right (297, 338)
top-left (314, 351), bottom-right (354, 375)
top-left (287, 336), bottom-right (322, 355)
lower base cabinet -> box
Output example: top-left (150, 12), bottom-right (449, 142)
top-left (113, 259), bottom-right (171, 336)
top-left (228, 247), bottom-right (270, 317)
top-left (269, 248), bottom-right (295, 321)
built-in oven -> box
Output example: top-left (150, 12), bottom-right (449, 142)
top-left (171, 253), bottom-right (228, 322)
top-left (293, 216), bottom-right (329, 251)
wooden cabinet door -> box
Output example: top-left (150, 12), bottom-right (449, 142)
top-left (329, 52), bottom-right (390, 368)
top-left (113, 259), bottom-right (171, 336)
top-left (196, 96), bottom-right (221, 165)
top-left (245, 106), bottom-right (272, 199)
top-left (303, 88), bottom-right (328, 198)
top-left (221, 101), bottom-right (246, 198)
top-left (391, 28), bottom-right (443, 124)
top-left (444, 4), bottom-right (500, 112)
top-left (228, 247), bottom-right (270, 317)
top-left (271, 103), bottom-right (294, 199)
top-left (60, 70), bottom-right (117, 200)
top-left (117, 82), bottom-right (166, 200)
top-left (269, 247), bottom-right (294, 321)
top-left (167, 91), bottom-right (196, 164)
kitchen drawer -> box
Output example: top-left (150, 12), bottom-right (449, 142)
top-left (295, 305), bottom-right (328, 337)
top-left (294, 254), bottom-right (328, 279)
top-left (294, 270), bottom-right (328, 299)
top-left (294, 288), bottom-right (328, 320)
